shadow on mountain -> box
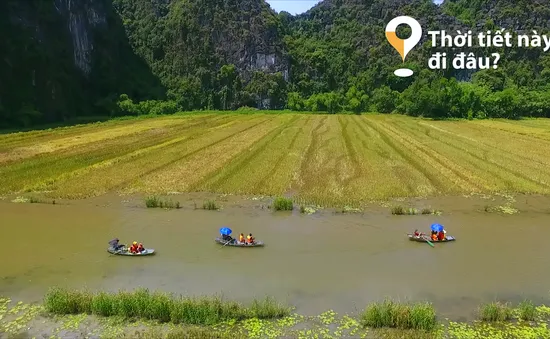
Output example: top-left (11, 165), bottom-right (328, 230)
top-left (0, 0), bottom-right (165, 131)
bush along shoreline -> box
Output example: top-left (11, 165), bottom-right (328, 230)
top-left (24, 288), bottom-right (550, 338)
top-left (44, 288), bottom-right (290, 325)
top-left (0, 288), bottom-right (545, 338)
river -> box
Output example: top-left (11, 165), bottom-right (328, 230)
top-left (1, 194), bottom-right (549, 321)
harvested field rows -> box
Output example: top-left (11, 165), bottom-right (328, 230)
top-left (2, 114), bottom-right (550, 205)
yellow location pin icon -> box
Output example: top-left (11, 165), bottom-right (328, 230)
top-left (385, 16), bottom-right (422, 77)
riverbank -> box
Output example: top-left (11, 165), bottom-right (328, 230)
top-left (2, 289), bottom-right (550, 339)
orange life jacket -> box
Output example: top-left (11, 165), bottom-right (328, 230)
top-left (239, 235), bottom-right (245, 242)
top-left (130, 245), bottom-right (138, 253)
top-left (431, 234), bottom-right (438, 241)
top-left (246, 236), bottom-right (254, 243)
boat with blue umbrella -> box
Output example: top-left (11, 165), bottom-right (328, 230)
top-left (407, 223), bottom-right (455, 244)
top-left (215, 227), bottom-right (264, 247)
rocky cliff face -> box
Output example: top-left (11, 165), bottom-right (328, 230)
top-left (0, 0), bottom-right (162, 127)
top-left (54, 0), bottom-right (108, 75)
top-left (113, 0), bottom-right (289, 85)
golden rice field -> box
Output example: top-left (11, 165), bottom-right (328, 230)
top-left (2, 113), bottom-right (550, 206)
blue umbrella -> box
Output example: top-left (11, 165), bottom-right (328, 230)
top-left (431, 223), bottom-right (444, 232)
top-left (220, 227), bottom-right (232, 235)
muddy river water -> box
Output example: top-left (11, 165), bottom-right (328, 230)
top-left (1, 194), bottom-right (550, 321)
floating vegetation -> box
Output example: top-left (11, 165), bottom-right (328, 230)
top-left (0, 297), bottom-right (43, 336)
top-left (484, 204), bottom-right (519, 214)
top-left (340, 206), bottom-right (362, 214)
top-left (299, 206), bottom-right (316, 215)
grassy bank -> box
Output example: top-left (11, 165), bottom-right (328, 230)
top-left (4, 292), bottom-right (550, 338)
top-left (2, 113), bottom-right (550, 206)
top-left (44, 287), bottom-right (290, 325)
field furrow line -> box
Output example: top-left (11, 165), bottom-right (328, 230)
top-left (295, 116), bottom-right (328, 189)
top-left (359, 118), bottom-right (448, 193)
top-left (286, 116), bottom-right (324, 199)
top-left (338, 115), bottom-right (362, 187)
top-left (368, 118), bottom-right (480, 192)
top-left (0, 116), bottom-right (208, 164)
top-left (42, 115), bottom-right (274, 198)
top-left (6, 115), bottom-right (239, 194)
top-left (0, 114), bottom-right (225, 170)
top-left (251, 116), bottom-right (312, 194)
top-left (189, 115), bottom-right (302, 193)
top-left (411, 122), bottom-right (550, 190)
top-left (351, 116), bottom-right (420, 196)
top-left (0, 115), bottom-right (234, 194)
top-left (475, 120), bottom-right (550, 142)
top-left (0, 117), bottom-right (181, 150)
top-left (111, 116), bottom-right (279, 194)
top-left (294, 116), bottom-right (349, 206)
top-left (419, 121), bottom-right (550, 167)
top-left (126, 116), bottom-right (291, 194)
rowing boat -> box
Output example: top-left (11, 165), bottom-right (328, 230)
top-left (407, 234), bottom-right (455, 243)
top-left (215, 237), bottom-right (264, 247)
top-left (107, 247), bottom-right (156, 256)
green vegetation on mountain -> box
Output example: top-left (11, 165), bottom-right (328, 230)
top-left (0, 0), bottom-right (164, 128)
top-left (2, 0), bottom-right (550, 129)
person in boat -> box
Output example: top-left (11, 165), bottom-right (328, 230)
top-left (246, 233), bottom-right (255, 245)
top-left (438, 230), bottom-right (446, 241)
top-left (431, 231), bottom-right (438, 241)
top-left (239, 233), bottom-right (245, 243)
top-left (111, 239), bottom-right (125, 251)
top-left (129, 241), bottom-right (139, 254)
top-left (137, 243), bottom-right (145, 253)
top-left (413, 229), bottom-right (423, 237)
top-left (221, 233), bottom-right (234, 243)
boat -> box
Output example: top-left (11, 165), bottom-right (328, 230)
top-left (107, 247), bottom-right (156, 256)
top-left (215, 237), bottom-right (264, 247)
top-left (407, 234), bottom-right (455, 243)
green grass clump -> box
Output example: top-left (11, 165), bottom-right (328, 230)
top-left (202, 200), bottom-right (219, 210)
top-left (360, 300), bottom-right (437, 331)
top-left (44, 287), bottom-right (93, 314)
top-left (390, 206), bottom-right (418, 215)
top-left (478, 302), bottom-right (512, 322)
top-left (44, 287), bottom-right (290, 325)
top-left (145, 196), bottom-right (181, 209)
top-left (272, 197), bottom-right (293, 211)
top-left (518, 300), bottom-right (536, 321)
